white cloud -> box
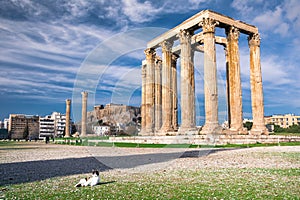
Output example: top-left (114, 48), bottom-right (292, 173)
top-left (122, 0), bottom-right (161, 23)
top-left (253, 6), bottom-right (290, 37)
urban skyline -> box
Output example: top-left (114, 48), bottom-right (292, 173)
top-left (1, 1), bottom-right (300, 124)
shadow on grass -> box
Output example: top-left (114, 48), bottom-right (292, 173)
top-left (98, 181), bottom-right (116, 185)
top-left (0, 148), bottom-right (238, 186)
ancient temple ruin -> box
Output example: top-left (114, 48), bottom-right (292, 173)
top-left (140, 10), bottom-right (268, 136)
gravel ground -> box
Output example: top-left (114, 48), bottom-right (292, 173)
top-left (0, 143), bottom-right (299, 185)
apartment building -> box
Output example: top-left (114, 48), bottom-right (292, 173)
top-left (39, 115), bottom-right (55, 139)
top-left (265, 114), bottom-right (300, 128)
top-left (8, 114), bottom-right (39, 139)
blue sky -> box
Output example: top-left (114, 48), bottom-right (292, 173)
top-left (0, 0), bottom-right (299, 124)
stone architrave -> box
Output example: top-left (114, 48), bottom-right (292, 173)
top-left (141, 61), bottom-right (147, 133)
top-left (248, 33), bottom-right (268, 135)
top-left (155, 56), bottom-right (162, 131)
top-left (65, 99), bottom-right (71, 137)
top-left (144, 48), bottom-right (156, 134)
top-left (160, 40), bottom-right (174, 132)
top-left (178, 29), bottom-right (196, 131)
top-left (226, 27), bottom-right (245, 133)
top-left (81, 91), bottom-right (88, 136)
top-left (200, 18), bottom-right (221, 134)
top-left (171, 53), bottom-right (179, 131)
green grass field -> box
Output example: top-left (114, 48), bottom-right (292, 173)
top-left (0, 141), bottom-right (299, 199)
top-left (1, 168), bottom-right (299, 199)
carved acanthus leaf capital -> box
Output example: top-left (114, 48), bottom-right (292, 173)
top-left (160, 40), bottom-right (173, 52)
top-left (226, 26), bottom-right (240, 41)
top-left (199, 18), bottom-right (219, 34)
top-left (172, 53), bottom-right (179, 61)
top-left (178, 29), bottom-right (192, 44)
top-left (155, 55), bottom-right (162, 69)
top-left (144, 48), bottom-right (156, 60)
top-left (248, 33), bottom-right (260, 47)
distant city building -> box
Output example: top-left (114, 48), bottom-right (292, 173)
top-left (3, 118), bottom-right (9, 129)
top-left (39, 115), bottom-right (55, 139)
top-left (92, 125), bottom-right (110, 136)
top-left (265, 114), bottom-right (300, 128)
top-left (8, 114), bottom-right (39, 140)
top-left (51, 112), bottom-right (67, 137)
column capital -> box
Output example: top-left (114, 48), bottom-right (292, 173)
top-left (144, 48), bottom-right (156, 60)
top-left (160, 40), bottom-right (173, 52)
top-left (66, 99), bottom-right (71, 105)
top-left (155, 55), bottom-right (162, 70)
top-left (248, 33), bottom-right (260, 47)
top-left (171, 53), bottom-right (179, 61)
top-left (178, 29), bottom-right (192, 44)
top-left (199, 17), bottom-right (219, 34)
top-left (81, 91), bottom-right (88, 97)
top-left (155, 55), bottom-right (162, 63)
top-left (226, 26), bottom-right (240, 41)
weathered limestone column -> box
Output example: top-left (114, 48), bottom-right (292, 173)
top-left (140, 61), bottom-right (147, 134)
top-left (178, 29), bottom-right (196, 132)
top-left (81, 91), bottom-right (88, 136)
top-left (248, 33), bottom-right (268, 135)
top-left (171, 53), bottom-right (179, 131)
top-left (224, 46), bottom-right (231, 128)
top-left (65, 99), bottom-right (71, 137)
top-left (155, 56), bottom-right (162, 131)
top-left (226, 27), bottom-right (245, 133)
top-left (160, 40), bottom-right (174, 132)
top-left (200, 18), bottom-right (221, 134)
top-left (144, 48), bottom-right (156, 134)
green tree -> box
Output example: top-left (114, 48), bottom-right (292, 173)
top-left (286, 124), bottom-right (300, 133)
top-left (243, 121), bottom-right (253, 131)
top-left (273, 124), bottom-right (285, 133)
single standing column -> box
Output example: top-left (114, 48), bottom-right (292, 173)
top-left (155, 56), bottom-right (162, 131)
top-left (224, 46), bottom-right (231, 128)
top-left (140, 61), bottom-right (147, 134)
top-left (248, 33), bottom-right (268, 135)
top-left (171, 53), bottom-right (179, 131)
top-left (226, 27), bottom-right (245, 133)
top-left (81, 91), bottom-right (88, 136)
top-left (200, 18), bottom-right (221, 134)
top-left (178, 29), bottom-right (196, 132)
top-left (65, 99), bottom-right (71, 137)
top-left (144, 48), bottom-right (156, 134)
top-left (160, 40), bottom-right (174, 132)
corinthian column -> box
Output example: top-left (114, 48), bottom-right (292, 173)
top-left (65, 99), bottom-right (71, 137)
top-left (248, 33), bottom-right (268, 135)
top-left (200, 18), bottom-right (221, 134)
top-left (160, 40), bottom-right (174, 132)
top-left (155, 56), bottom-right (162, 131)
top-left (81, 91), bottom-right (88, 136)
top-left (144, 48), bottom-right (156, 134)
top-left (171, 53), bottom-right (179, 131)
top-left (178, 29), bottom-right (196, 132)
top-left (226, 27), bottom-right (245, 133)
top-left (140, 61), bottom-right (147, 134)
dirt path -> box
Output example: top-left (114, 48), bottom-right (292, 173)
top-left (0, 142), bottom-right (299, 185)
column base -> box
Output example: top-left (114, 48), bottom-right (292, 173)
top-left (200, 122), bottom-right (222, 135)
top-left (223, 127), bottom-right (248, 135)
top-left (178, 126), bottom-right (197, 133)
top-left (160, 126), bottom-right (174, 133)
top-left (250, 126), bottom-right (269, 135)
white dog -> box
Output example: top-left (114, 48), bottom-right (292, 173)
top-left (75, 170), bottom-right (100, 187)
